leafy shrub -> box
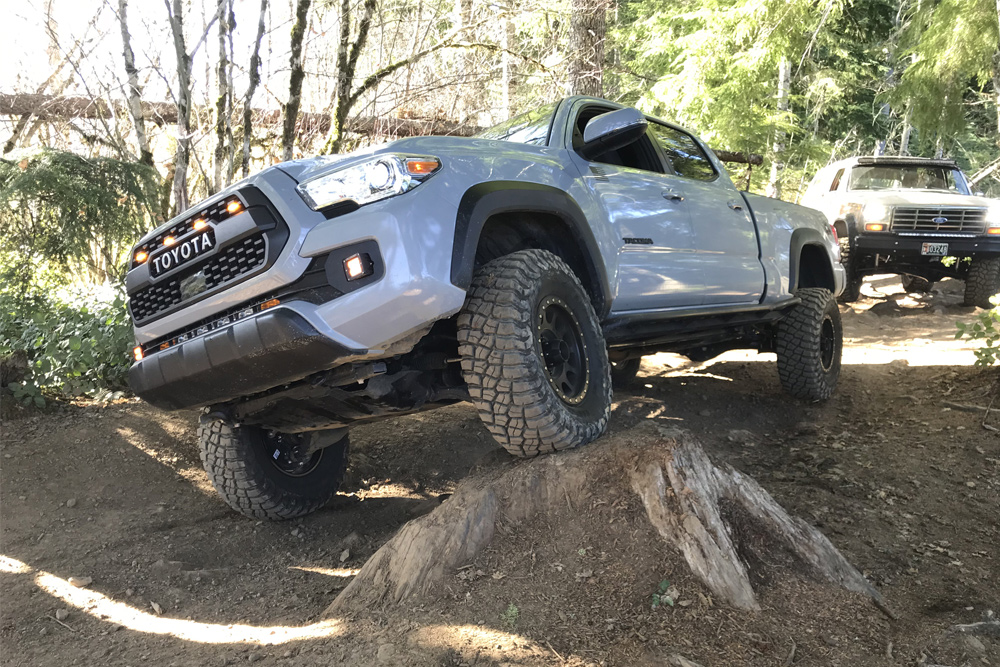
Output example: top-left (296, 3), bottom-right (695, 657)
top-left (956, 295), bottom-right (1000, 366)
top-left (1, 283), bottom-right (133, 405)
top-left (0, 149), bottom-right (160, 287)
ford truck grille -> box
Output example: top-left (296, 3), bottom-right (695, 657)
top-left (130, 233), bottom-right (268, 323)
top-left (890, 207), bottom-right (987, 234)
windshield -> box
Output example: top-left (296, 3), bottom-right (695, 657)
top-left (848, 165), bottom-right (969, 194)
top-left (475, 102), bottom-right (558, 146)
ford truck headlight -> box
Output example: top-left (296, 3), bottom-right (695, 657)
top-left (862, 202), bottom-right (890, 231)
top-left (296, 155), bottom-right (440, 211)
top-left (986, 205), bottom-right (1000, 235)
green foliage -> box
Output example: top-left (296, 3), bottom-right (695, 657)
top-left (895, 0), bottom-right (999, 143)
top-left (956, 296), bottom-right (1000, 366)
top-left (499, 603), bottom-right (520, 628)
top-left (0, 149), bottom-right (160, 287)
top-left (650, 579), bottom-right (675, 609)
top-left (1, 283), bottom-right (134, 403)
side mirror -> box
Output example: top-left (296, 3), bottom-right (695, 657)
top-left (579, 108), bottom-right (648, 161)
top-left (974, 191), bottom-right (985, 197)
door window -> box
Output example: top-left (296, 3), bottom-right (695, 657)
top-left (648, 124), bottom-right (716, 181)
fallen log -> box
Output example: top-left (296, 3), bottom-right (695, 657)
top-left (1, 93), bottom-right (763, 164)
top-left (326, 424), bottom-right (887, 618)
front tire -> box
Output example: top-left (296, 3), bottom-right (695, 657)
top-left (901, 274), bottom-right (934, 294)
top-left (963, 257), bottom-right (1000, 308)
top-left (776, 288), bottom-right (842, 401)
top-left (838, 239), bottom-right (862, 303)
top-left (457, 249), bottom-right (612, 458)
top-left (199, 420), bottom-right (349, 520)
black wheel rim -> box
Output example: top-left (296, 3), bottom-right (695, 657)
top-left (820, 316), bottom-right (836, 371)
top-left (264, 431), bottom-right (323, 477)
top-left (536, 295), bottom-right (589, 405)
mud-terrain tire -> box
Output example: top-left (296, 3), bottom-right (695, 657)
top-left (610, 358), bottom-right (642, 389)
top-left (901, 274), bottom-right (934, 294)
top-left (457, 249), bottom-right (612, 457)
top-left (199, 420), bottom-right (349, 520)
top-left (776, 288), bottom-right (842, 401)
top-left (838, 239), bottom-right (862, 303)
top-left (963, 257), bottom-right (1000, 308)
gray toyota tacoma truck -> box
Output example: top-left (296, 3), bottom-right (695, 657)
top-left (127, 96), bottom-right (846, 520)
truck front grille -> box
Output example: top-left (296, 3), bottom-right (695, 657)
top-left (130, 233), bottom-right (268, 323)
top-left (890, 207), bottom-right (987, 234)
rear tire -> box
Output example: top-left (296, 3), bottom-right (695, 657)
top-left (776, 288), bottom-right (842, 401)
top-left (611, 358), bottom-right (642, 389)
top-left (901, 275), bottom-right (933, 294)
top-left (457, 249), bottom-right (612, 458)
top-left (199, 420), bottom-right (349, 520)
top-left (963, 257), bottom-right (1000, 308)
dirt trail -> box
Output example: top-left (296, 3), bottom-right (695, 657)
top-left (1, 277), bottom-right (998, 666)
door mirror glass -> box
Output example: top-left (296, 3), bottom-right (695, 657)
top-left (580, 108), bottom-right (648, 160)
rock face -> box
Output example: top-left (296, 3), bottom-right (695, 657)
top-left (326, 424), bottom-right (884, 616)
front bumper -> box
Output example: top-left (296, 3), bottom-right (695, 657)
top-left (854, 233), bottom-right (1000, 257)
top-left (129, 309), bottom-right (366, 411)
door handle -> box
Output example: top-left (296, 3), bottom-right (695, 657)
top-left (662, 190), bottom-right (684, 201)
top-left (727, 199), bottom-right (744, 211)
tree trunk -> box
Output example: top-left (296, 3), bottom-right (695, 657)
top-left (166, 0), bottom-right (192, 213)
top-left (767, 57), bottom-right (790, 199)
top-left (241, 0), bottom-right (267, 178)
top-left (281, 0), bottom-right (311, 162)
top-left (567, 0), bottom-right (607, 96)
top-left (117, 0), bottom-right (153, 166)
top-left (213, 0), bottom-right (234, 192)
top-left (326, 426), bottom-right (888, 617)
top-left (899, 106), bottom-right (913, 156)
top-left (501, 11), bottom-right (514, 120)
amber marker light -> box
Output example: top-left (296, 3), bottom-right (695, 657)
top-left (134, 250), bottom-right (148, 263)
top-left (133, 346), bottom-right (143, 362)
top-left (406, 159), bottom-right (440, 175)
top-left (261, 298), bottom-right (281, 310)
top-left (988, 228), bottom-right (1000, 235)
top-left (865, 223), bottom-right (885, 232)
top-left (193, 218), bottom-right (208, 231)
top-left (226, 200), bottom-right (242, 214)
top-left (163, 236), bottom-right (176, 246)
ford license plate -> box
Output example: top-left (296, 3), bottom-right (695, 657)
top-left (921, 242), bottom-right (948, 256)
top-left (149, 229), bottom-right (216, 277)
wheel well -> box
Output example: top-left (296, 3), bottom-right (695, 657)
top-left (796, 244), bottom-right (836, 292)
top-left (475, 212), bottom-right (605, 313)
top-left (833, 219), bottom-right (848, 240)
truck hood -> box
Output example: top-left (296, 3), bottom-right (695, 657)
top-left (847, 190), bottom-right (995, 209)
top-left (276, 136), bottom-right (484, 183)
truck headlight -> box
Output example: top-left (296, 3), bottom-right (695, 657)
top-left (296, 155), bottom-right (440, 211)
top-left (986, 205), bottom-right (1000, 233)
top-left (862, 202), bottom-right (890, 231)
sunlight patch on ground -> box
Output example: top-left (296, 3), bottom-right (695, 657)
top-left (409, 623), bottom-right (565, 664)
top-left (288, 566), bottom-right (360, 578)
top-left (2, 555), bottom-right (343, 645)
top-left (115, 426), bottom-right (216, 496)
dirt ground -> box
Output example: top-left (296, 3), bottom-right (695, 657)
top-left (2, 275), bottom-right (998, 667)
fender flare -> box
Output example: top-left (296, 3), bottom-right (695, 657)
top-left (451, 181), bottom-right (612, 317)
top-left (788, 228), bottom-right (836, 292)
